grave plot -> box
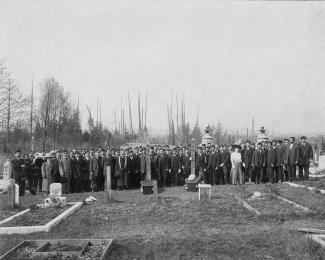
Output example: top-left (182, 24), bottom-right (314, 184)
top-left (277, 185), bottom-right (325, 212)
top-left (0, 239), bottom-right (113, 260)
top-left (0, 202), bottom-right (83, 235)
top-left (0, 205), bottom-right (69, 227)
top-left (246, 194), bottom-right (304, 215)
top-left (232, 186), bottom-right (307, 216)
top-left (296, 179), bottom-right (325, 190)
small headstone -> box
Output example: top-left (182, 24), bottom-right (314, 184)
top-left (198, 184), bottom-right (211, 201)
top-left (15, 184), bottom-right (19, 206)
top-left (49, 183), bottom-right (62, 199)
top-left (3, 159), bottom-right (11, 180)
top-left (106, 166), bottom-right (112, 201)
top-left (6, 179), bottom-right (15, 208)
top-left (152, 180), bottom-right (158, 200)
top-left (140, 180), bottom-right (154, 195)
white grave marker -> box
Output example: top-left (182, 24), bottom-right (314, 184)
top-left (14, 184), bottom-right (19, 206)
top-left (198, 184), bottom-right (211, 201)
top-left (49, 183), bottom-right (62, 199)
top-left (3, 159), bottom-right (11, 180)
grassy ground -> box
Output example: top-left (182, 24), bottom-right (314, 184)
top-left (0, 185), bottom-right (325, 259)
top-left (297, 178), bottom-right (325, 190)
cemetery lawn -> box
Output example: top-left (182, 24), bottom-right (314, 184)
top-left (297, 178), bottom-right (325, 190)
top-left (1, 184), bottom-right (325, 259)
top-left (0, 205), bottom-right (69, 227)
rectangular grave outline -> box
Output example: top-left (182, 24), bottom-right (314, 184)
top-left (283, 182), bottom-right (325, 194)
top-left (306, 234), bottom-right (325, 248)
top-left (0, 202), bottom-right (83, 235)
top-left (0, 239), bottom-right (114, 260)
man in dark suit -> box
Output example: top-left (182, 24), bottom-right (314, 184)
top-left (243, 140), bottom-right (254, 183)
top-left (275, 140), bottom-right (285, 183)
top-left (284, 137), bottom-right (299, 182)
top-left (252, 142), bottom-right (266, 184)
top-left (266, 142), bottom-right (277, 183)
top-left (298, 136), bottom-right (313, 181)
top-left (11, 150), bottom-right (25, 196)
top-left (283, 139), bottom-right (290, 181)
top-left (171, 149), bottom-right (181, 186)
top-left (59, 150), bottom-right (73, 193)
top-left (115, 149), bottom-right (128, 190)
top-left (207, 145), bottom-right (220, 185)
top-left (74, 152), bottom-right (86, 193)
top-left (219, 145), bottom-right (230, 184)
top-left (127, 150), bottom-right (140, 188)
top-left (89, 150), bottom-right (102, 192)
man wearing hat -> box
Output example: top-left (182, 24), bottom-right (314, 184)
top-left (11, 150), bottom-right (25, 196)
top-left (298, 136), bottom-right (313, 181)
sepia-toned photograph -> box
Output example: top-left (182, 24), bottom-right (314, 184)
top-left (0, 1), bottom-right (325, 259)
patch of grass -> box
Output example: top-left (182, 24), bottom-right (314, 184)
top-left (0, 186), bottom-right (324, 259)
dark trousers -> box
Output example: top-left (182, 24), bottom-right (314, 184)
top-left (134, 172), bottom-right (140, 187)
top-left (27, 175), bottom-right (38, 195)
top-left (221, 166), bottom-right (229, 184)
top-left (217, 168), bottom-right (225, 185)
top-left (299, 164), bottom-right (309, 180)
top-left (260, 166), bottom-right (267, 183)
top-left (276, 166), bottom-right (283, 182)
top-left (254, 166), bottom-right (261, 184)
top-left (267, 166), bottom-right (276, 183)
top-left (287, 164), bottom-right (296, 181)
top-left (171, 170), bottom-right (179, 186)
top-left (37, 174), bottom-right (42, 193)
top-left (244, 167), bottom-right (253, 182)
top-left (15, 177), bottom-right (25, 196)
top-left (198, 167), bottom-right (207, 183)
top-left (210, 167), bottom-right (217, 185)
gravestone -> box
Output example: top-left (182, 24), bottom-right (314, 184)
top-left (185, 138), bottom-right (198, 192)
top-left (145, 143), bottom-right (151, 180)
top-left (15, 184), bottom-right (19, 206)
top-left (198, 183), bottom-right (211, 201)
top-left (106, 166), bottom-right (112, 201)
top-left (191, 138), bottom-right (196, 176)
top-left (152, 180), bottom-right (158, 200)
top-left (49, 183), bottom-right (62, 199)
top-left (6, 179), bottom-right (15, 208)
top-left (3, 159), bottom-right (11, 180)
top-left (141, 143), bottom-right (155, 196)
top-left (0, 159), bottom-right (11, 191)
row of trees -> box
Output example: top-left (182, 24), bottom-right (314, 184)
top-left (0, 60), bottom-right (122, 153)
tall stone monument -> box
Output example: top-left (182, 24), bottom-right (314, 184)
top-left (201, 126), bottom-right (213, 145)
top-left (191, 138), bottom-right (196, 176)
top-left (256, 127), bottom-right (269, 144)
top-left (0, 159), bottom-right (11, 191)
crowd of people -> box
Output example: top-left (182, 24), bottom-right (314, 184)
top-left (9, 136), bottom-right (314, 196)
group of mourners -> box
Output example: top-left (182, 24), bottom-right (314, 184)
top-left (9, 135), bottom-right (313, 196)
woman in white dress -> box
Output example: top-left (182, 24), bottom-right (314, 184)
top-left (231, 145), bottom-right (243, 185)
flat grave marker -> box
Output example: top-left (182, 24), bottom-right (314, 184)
top-left (198, 183), bottom-right (211, 201)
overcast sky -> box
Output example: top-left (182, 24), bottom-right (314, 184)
top-left (1, 1), bottom-right (324, 136)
